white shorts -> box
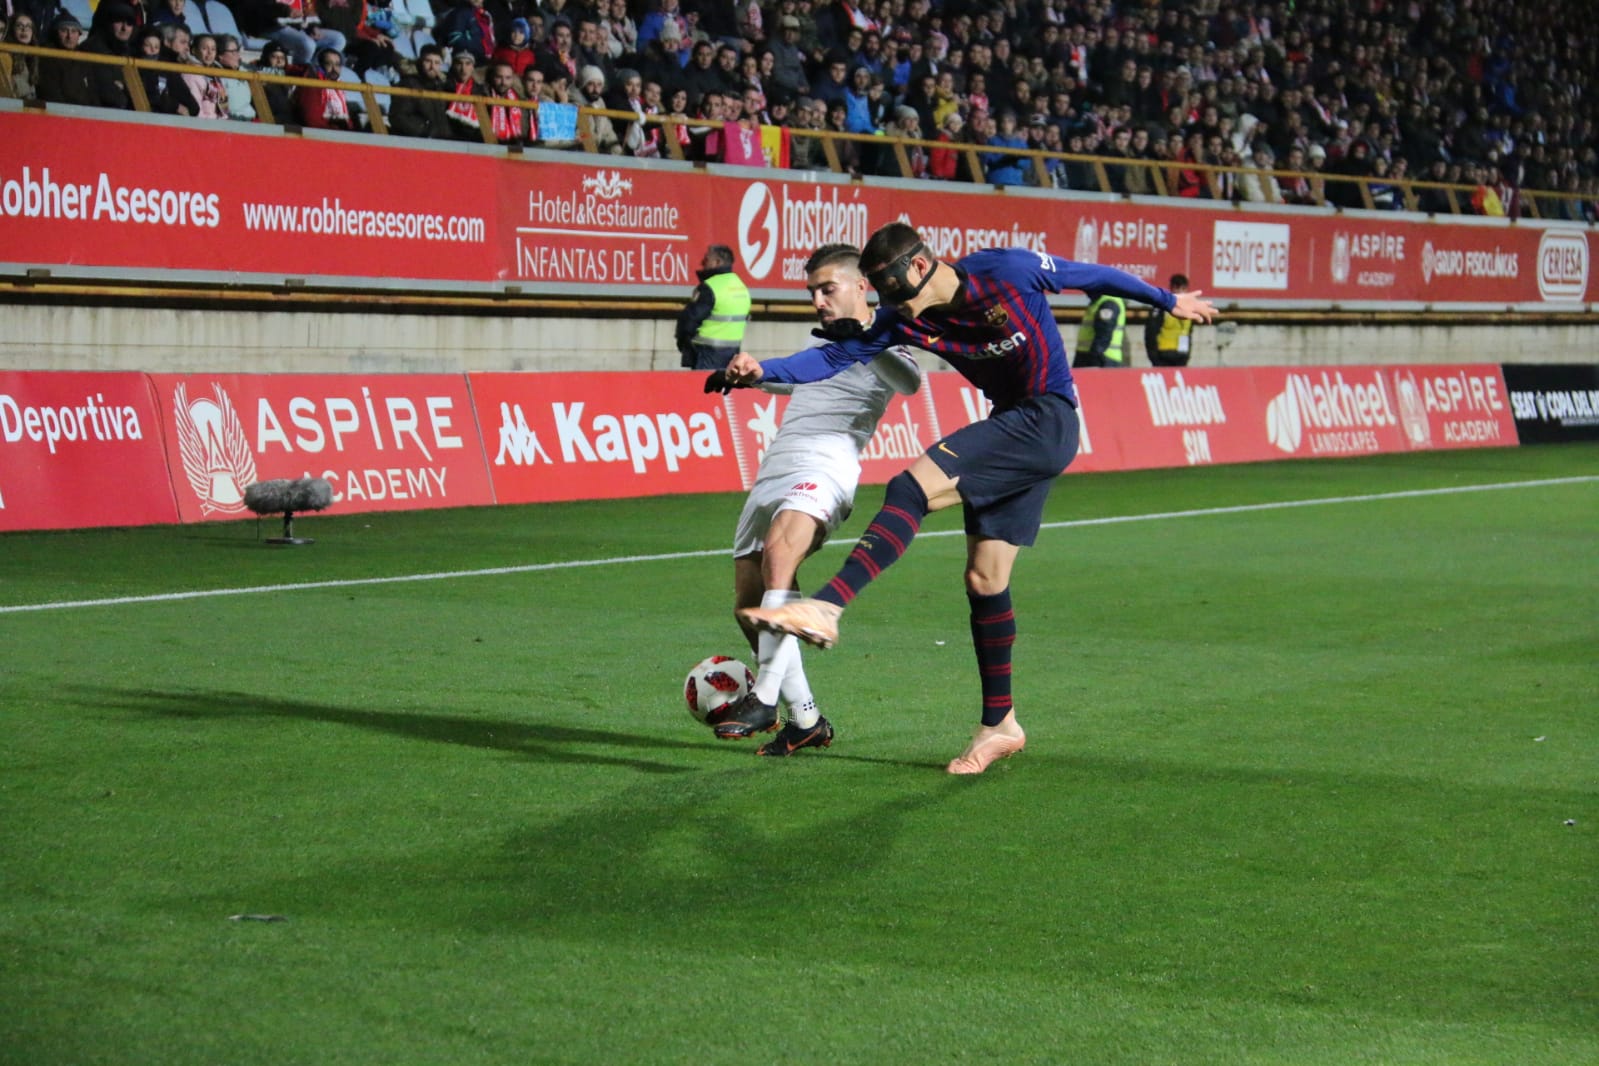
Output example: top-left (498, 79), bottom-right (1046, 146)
top-left (733, 462), bottom-right (859, 558)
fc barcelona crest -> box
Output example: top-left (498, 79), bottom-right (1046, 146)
top-left (985, 305), bottom-right (1010, 327)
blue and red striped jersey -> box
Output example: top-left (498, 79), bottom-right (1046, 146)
top-left (760, 248), bottom-right (1176, 411)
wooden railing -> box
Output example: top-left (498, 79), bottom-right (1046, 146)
top-left (3, 40), bottom-right (1595, 220)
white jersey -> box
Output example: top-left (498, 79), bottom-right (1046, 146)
top-left (732, 346), bottom-right (920, 558)
top-left (759, 346), bottom-right (919, 474)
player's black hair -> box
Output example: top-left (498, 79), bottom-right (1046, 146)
top-left (803, 243), bottom-right (861, 275)
top-left (860, 222), bottom-right (929, 275)
top-left (1170, 273), bottom-right (1189, 289)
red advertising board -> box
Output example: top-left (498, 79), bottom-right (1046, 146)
top-left (0, 110), bottom-right (496, 284)
top-left (0, 371), bottom-right (178, 532)
top-left (471, 372), bottom-right (741, 503)
top-left (148, 373), bottom-right (495, 521)
top-left (0, 363), bottom-right (1526, 533)
top-left (920, 372), bottom-right (1125, 473)
top-left (1385, 364), bottom-right (1519, 449)
top-left (4, 110), bottom-right (1594, 305)
top-left (1082, 367), bottom-right (1271, 470)
top-left (1242, 366), bottom-right (1414, 460)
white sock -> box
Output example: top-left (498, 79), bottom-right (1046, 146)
top-left (777, 611), bottom-right (819, 728)
top-left (754, 589), bottom-right (801, 706)
top-left (787, 697), bottom-right (820, 730)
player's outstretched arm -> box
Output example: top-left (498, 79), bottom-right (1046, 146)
top-left (1172, 290), bottom-right (1218, 323)
top-left (724, 352), bottom-right (765, 387)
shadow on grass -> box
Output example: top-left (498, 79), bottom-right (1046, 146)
top-left (71, 685), bottom-right (713, 775)
top-left (70, 683), bottom-right (951, 774)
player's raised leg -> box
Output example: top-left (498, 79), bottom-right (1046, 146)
top-left (947, 536), bottom-right (1027, 774)
top-left (740, 454), bottom-right (961, 648)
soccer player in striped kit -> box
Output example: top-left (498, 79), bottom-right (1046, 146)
top-left (728, 222), bottom-right (1217, 773)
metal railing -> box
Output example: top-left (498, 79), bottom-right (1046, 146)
top-left (3, 40), bottom-right (1595, 220)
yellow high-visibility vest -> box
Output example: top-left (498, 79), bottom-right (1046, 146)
top-left (1156, 310), bottom-right (1193, 356)
top-left (693, 272), bottom-right (751, 346)
top-left (1075, 295), bottom-right (1126, 364)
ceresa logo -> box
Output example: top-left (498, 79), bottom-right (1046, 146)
top-left (1422, 240), bottom-right (1436, 284)
top-left (1212, 221), bottom-right (1290, 289)
top-left (738, 182), bottom-right (779, 279)
top-left (173, 382), bottom-right (257, 514)
top-left (1537, 230), bottom-right (1589, 301)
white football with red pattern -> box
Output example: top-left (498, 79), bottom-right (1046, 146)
top-left (683, 655), bottom-right (754, 724)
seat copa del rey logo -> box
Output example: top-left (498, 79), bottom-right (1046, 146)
top-left (737, 181), bottom-right (870, 282)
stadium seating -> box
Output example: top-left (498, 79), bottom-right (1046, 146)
top-left (363, 66), bottom-right (394, 116)
top-left (0, 0), bottom-right (1591, 217)
top-left (202, 0), bottom-right (264, 52)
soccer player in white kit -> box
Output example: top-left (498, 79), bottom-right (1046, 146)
top-left (707, 243), bottom-right (921, 754)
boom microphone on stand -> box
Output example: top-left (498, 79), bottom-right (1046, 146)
top-left (243, 477), bottom-right (334, 545)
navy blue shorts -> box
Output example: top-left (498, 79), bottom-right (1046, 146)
top-left (925, 393), bottom-right (1080, 547)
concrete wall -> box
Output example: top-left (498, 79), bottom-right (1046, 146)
top-left (3, 303), bottom-right (1596, 374)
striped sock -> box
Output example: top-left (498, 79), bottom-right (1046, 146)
top-left (969, 588), bottom-right (1016, 727)
top-left (815, 472), bottom-right (927, 608)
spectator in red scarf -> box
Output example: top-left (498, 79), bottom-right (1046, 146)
top-left (444, 48), bottom-right (485, 139)
top-left (486, 59), bottom-right (529, 145)
top-left (293, 45), bottom-right (351, 129)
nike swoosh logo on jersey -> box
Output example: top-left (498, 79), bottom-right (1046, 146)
top-left (937, 442), bottom-right (958, 457)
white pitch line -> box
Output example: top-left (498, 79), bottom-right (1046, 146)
top-left (2, 475), bottom-right (1593, 616)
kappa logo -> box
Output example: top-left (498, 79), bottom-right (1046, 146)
top-left (173, 382), bottom-right (257, 514)
top-left (494, 402), bottom-right (552, 466)
top-left (737, 182), bottom-right (779, 280)
top-left (581, 170), bottom-right (633, 200)
top-left (1330, 232), bottom-right (1351, 284)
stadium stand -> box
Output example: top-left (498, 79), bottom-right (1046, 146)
top-left (1, 0), bottom-right (1596, 217)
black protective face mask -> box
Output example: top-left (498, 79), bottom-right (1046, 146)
top-left (812, 316), bottom-right (866, 341)
top-left (864, 243), bottom-right (933, 304)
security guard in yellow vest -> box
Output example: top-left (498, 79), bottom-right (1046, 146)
top-left (677, 244), bottom-right (752, 370)
top-left (1145, 273), bottom-right (1195, 366)
top-left (1072, 293), bottom-right (1126, 368)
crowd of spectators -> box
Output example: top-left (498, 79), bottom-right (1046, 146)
top-left (3, 0), bottom-right (1598, 217)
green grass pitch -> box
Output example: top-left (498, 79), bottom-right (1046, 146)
top-left (2, 445), bottom-right (1595, 1065)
